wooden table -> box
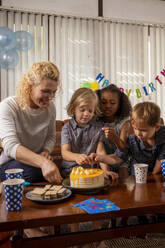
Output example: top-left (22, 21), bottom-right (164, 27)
top-left (1, 174), bottom-right (165, 248)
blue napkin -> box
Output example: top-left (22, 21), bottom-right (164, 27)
top-left (72, 197), bottom-right (120, 214)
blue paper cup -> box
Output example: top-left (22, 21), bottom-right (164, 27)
top-left (5, 168), bottom-right (23, 180)
top-left (3, 179), bottom-right (25, 211)
top-left (161, 160), bottom-right (165, 179)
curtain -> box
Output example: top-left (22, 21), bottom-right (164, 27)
top-left (92, 21), bottom-right (148, 106)
top-left (150, 26), bottom-right (165, 119)
top-left (55, 18), bottom-right (148, 117)
top-left (0, 7), bottom-right (162, 120)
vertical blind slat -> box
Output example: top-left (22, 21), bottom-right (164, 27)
top-left (0, 11), bottom-right (8, 100)
top-left (54, 16), bottom-right (62, 120)
top-left (21, 13), bottom-right (28, 74)
top-left (35, 14), bottom-right (42, 62)
top-left (7, 12), bottom-right (15, 96)
top-left (42, 15), bottom-right (48, 61)
top-left (28, 14), bottom-right (35, 67)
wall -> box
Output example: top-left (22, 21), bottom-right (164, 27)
top-left (104, 0), bottom-right (165, 24)
top-left (1, 0), bottom-right (98, 17)
top-left (2, 0), bottom-right (165, 24)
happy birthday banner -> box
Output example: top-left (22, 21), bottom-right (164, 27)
top-left (80, 67), bottom-right (165, 98)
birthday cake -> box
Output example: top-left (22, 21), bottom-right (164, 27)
top-left (70, 166), bottom-right (104, 188)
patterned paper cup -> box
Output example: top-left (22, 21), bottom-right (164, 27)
top-left (134, 163), bottom-right (148, 183)
top-left (5, 168), bottom-right (23, 180)
top-left (161, 159), bottom-right (165, 180)
top-left (3, 179), bottom-right (25, 211)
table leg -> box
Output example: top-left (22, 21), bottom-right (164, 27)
top-left (54, 224), bottom-right (61, 235)
top-left (10, 230), bottom-right (23, 248)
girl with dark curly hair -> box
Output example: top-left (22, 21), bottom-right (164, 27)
top-left (96, 84), bottom-right (133, 174)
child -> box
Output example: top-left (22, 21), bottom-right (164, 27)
top-left (96, 101), bottom-right (165, 227)
top-left (61, 87), bottom-right (118, 235)
top-left (96, 101), bottom-right (165, 175)
top-left (96, 84), bottom-right (133, 176)
top-left (61, 87), bottom-right (118, 180)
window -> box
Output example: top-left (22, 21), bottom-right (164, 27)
top-left (1, 8), bottom-right (165, 119)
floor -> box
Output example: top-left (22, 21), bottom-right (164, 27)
top-left (76, 233), bottom-right (165, 248)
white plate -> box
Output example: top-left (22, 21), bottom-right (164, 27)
top-left (26, 188), bottom-right (72, 203)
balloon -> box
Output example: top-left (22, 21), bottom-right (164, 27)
top-left (14, 31), bottom-right (34, 51)
top-left (80, 81), bottom-right (99, 90)
top-left (0, 48), bottom-right (19, 70)
top-left (0, 26), bottom-right (16, 51)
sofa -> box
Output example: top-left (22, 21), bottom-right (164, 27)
top-left (53, 119), bottom-right (69, 165)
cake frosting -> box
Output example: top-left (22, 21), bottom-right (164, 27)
top-left (70, 166), bottom-right (104, 188)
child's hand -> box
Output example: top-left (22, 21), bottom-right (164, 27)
top-left (103, 170), bottom-right (119, 181)
top-left (102, 127), bottom-right (117, 143)
top-left (88, 153), bottom-right (97, 164)
top-left (75, 154), bottom-right (91, 165)
top-left (95, 154), bottom-right (105, 163)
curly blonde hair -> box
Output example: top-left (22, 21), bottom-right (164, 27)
top-left (67, 87), bottom-right (101, 117)
top-left (16, 61), bottom-right (60, 109)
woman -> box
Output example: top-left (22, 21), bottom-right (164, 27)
top-left (0, 61), bottom-right (62, 184)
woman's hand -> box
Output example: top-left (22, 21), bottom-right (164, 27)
top-left (40, 149), bottom-right (53, 161)
top-left (102, 127), bottom-right (118, 143)
top-left (41, 160), bottom-right (63, 184)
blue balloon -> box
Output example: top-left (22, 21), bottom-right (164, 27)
top-left (0, 48), bottom-right (19, 70)
top-left (0, 27), bottom-right (16, 51)
top-left (14, 31), bottom-right (34, 51)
